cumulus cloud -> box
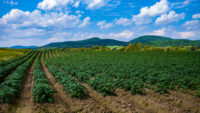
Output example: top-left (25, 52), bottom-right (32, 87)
top-left (192, 13), bottom-right (200, 19)
top-left (155, 11), bottom-right (185, 25)
top-left (37, 0), bottom-right (74, 10)
top-left (149, 28), bottom-right (167, 36)
top-left (134, 0), bottom-right (169, 18)
top-left (74, 1), bottom-right (80, 7)
top-left (0, 9), bottom-right (81, 29)
top-left (178, 31), bottom-right (195, 39)
top-left (85, 0), bottom-right (110, 9)
top-left (79, 17), bottom-right (91, 27)
top-left (115, 17), bottom-right (132, 26)
top-left (132, 0), bottom-right (169, 25)
top-left (107, 30), bottom-right (134, 39)
top-left (183, 20), bottom-right (200, 30)
top-left (97, 20), bottom-right (113, 29)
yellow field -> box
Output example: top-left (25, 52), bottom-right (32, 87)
top-left (0, 48), bottom-right (30, 62)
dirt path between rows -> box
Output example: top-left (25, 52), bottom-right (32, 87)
top-left (11, 59), bottom-right (35, 113)
top-left (47, 60), bottom-right (145, 113)
top-left (55, 50), bottom-right (60, 57)
top-left (41, 58), bottom-right (110, 113)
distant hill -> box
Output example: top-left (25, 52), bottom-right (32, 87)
top-left (10, 45), bottom-right (38, 49)
top-left (129, 35), bottom-right (200, 47)
top-left (41, 37), bottom-right (128, 48)
top-left (39, 35), bottom-right (200, 49)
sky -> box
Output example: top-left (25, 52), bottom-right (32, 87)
top-left (0, 0), bottom-right (200, 47)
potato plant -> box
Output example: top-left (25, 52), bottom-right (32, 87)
top-left (0, 51), bottom-right (35, 83)
top-left (0, 52), bottom-right (37, 103)
top-left (33, 53), bottom-right (55, 103)
top-left (43, 52), bottom-right (88, 99)
top-left (49, 51), bottom-right (200, 96)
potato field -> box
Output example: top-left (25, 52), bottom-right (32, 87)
top-left (0, 49), bottom-right (200, 113)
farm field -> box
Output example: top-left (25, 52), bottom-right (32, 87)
top-left (0, 49), bottom-right (200, 113)
top-left (0, 48), bottom-right (30, 62)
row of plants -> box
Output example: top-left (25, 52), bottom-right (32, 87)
top-left (49, 51), bottom-right (200, 96)
top-left (0, 51), bottom-right (35, 84)
top-left (43, 51), bottom-right (88, 99)
top-left (33, 52), bottom-right (55, 103)
top-left (0, 52), bottom-right (37, 103)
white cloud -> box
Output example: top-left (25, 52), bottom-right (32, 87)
top-left (85, 0), bottom-right (110, 9)
top-left (172, 0), bottom-right (193, 8)
top-left (74, 1), bottom-right (80, 7)
top-left (0, 9), bottom-right (81, 29)
top-left (4, 0), bottom-right (18, 6)
top-left (132, 0), bottom-right (169, 25)
top-left (192, 13), bottom-right (200, 19)
top-left (178, 31), bottom-right (195, 39)
top-left (132, 16), bottom-right (152, 25)
top-left (155, 11), bottom-right (185, 25)
top-left (115, 17), bottom-right (132, 26)
top-left (135, 0), bottom-right (169, 18)
top-left (37, 0), bottom-right (73, 10)
top-left (149, 28), bottom-right (167, 36)
top-left (107, 30), bottom-right (134, 39)
top-left (79, 17), bottom-right (91, 27)
top-left (97, 20), bottom-right (113, 29)
top-left (183, 20), bottom-right (200, 30)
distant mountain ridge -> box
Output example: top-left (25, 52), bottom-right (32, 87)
top-left (38, 35), bottom-right (200, 49)
top-left (10, 45), bottom-right (38, 49)
top-left (41, 37), bottom-right (128, 49)
top-left (129, 35), bottom-right (200, 47)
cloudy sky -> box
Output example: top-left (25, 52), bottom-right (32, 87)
top-left (0, 0), bottom-right (200, 47)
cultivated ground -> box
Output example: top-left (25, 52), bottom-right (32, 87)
top-left (0, 49), bottom-right (200, 113)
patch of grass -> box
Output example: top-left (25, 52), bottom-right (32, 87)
top-left (106, 46), bottom-right (124, 49)
top-left (0, 48), bottom-right (30, 62)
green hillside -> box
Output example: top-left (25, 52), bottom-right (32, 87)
top-left (41, 37), bottom-right (128, 48)
top-left (129, 35), bottom-right (200, 47)
top-left (39, 35), bottom-right (200, 49)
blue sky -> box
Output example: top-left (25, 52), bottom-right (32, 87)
top-left (0, 0), bottom-right (200, 47)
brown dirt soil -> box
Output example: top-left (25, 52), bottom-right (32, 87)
top-left (51, 50), bottom-right (56, 58)
top-left (41, 59), bottom-right (111, 113)
top-left (49, 51), bottom-right (52, 59)
top-left (55, 50), bottom-right (60, 57)
top-left (116, 89), bottom-right (180, 113)
top-left (33, 103), bottom-right (69, 113)
top-left (0, 104), bottom-right (11, 113)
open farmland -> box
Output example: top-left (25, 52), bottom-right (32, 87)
top-left (0, 49), bottom-right (200, 113)
top-left (0, 48), bottom-right (30, 62)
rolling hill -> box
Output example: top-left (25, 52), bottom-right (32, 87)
top-left (39, 35), bottom-right (200, 49)
top-left (40, 37), bottom-right (128, 48)
top-left (10, 45), bottom-right (38, 49)
top-left (129, 35), bottom-right (200, 47)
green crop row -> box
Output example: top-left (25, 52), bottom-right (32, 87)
top-left (43, 51), bottom-right (88, 99)
top-left (33, 52), bottom-right (55, 103)
top-left (0, 52), bottom-right (37, 103)
top-left (49, 51), bottom-right (200, 97)
top-left (0, 51), bottom-right (35, 83)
